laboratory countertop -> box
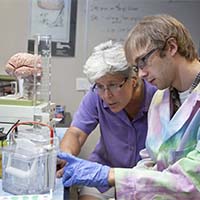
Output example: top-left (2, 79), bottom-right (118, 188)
top-left (0, 178), bottom-right (64, 199)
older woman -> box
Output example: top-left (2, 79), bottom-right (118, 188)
top-left (58, 40), bottom-right (156, 200)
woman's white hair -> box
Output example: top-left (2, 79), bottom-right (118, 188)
top-left (83, 40), bottom-right (136, 83)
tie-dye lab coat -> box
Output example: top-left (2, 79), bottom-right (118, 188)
top-left (115, 83), bottom-right (200, 200)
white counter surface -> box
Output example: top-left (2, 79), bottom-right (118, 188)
top-left (0, 178), bottom-right (64, 199)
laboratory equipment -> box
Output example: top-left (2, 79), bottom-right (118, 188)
top-left (1, 121), bottom-right (59, 195)
top-left (4, 35), bottom-right (52, 106)
top-left (0, 121), bottom-right (19, 178)
top-left (0, 35), bottom-right (54, 131)
top-left (0, 74), bottom-right (17, 96)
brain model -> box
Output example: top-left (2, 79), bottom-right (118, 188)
top-left (5, 53), bottom-right (42, 79)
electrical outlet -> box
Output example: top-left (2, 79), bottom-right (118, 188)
top-left (76, 77), bottom-right (91, 91)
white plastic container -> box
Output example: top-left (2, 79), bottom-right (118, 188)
top-left (1, 124), bottom-right (58, 195)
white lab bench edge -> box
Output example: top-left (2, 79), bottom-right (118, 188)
top-left (0, 178), bottom-right (63, 199)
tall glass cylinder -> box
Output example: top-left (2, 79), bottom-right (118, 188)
top-left (33, 35), bottom-right (52, 112)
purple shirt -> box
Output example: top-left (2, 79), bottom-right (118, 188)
top-left (71, 80), bottom-right (157, 168)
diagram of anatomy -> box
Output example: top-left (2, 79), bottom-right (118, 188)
top-left (30, 0), bottom-right (71, 42)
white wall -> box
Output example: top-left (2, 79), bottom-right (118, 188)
top-left (0, 0), bottom-right (99, 158)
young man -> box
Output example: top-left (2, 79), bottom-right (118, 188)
top-left (59, 14), bottom-right (200, 198)
top-left (57, 41), bottom-right (156, 200)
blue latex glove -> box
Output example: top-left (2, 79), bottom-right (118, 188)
top-left (57, 152), bottom-right (110, 188)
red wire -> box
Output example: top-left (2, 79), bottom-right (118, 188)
top-left (10, 121), bottom-right (54, 144)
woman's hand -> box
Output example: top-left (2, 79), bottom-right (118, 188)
top-left (56, 158), bottom-right (66, 178)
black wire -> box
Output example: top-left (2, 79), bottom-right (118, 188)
top-left (6, 119), bottom-right (20, 136)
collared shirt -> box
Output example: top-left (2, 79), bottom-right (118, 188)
top-left (71, 80), bottom-right (157, 167)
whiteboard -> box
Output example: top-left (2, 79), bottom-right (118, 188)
top-left (85, 0), bottom-right (200, 57)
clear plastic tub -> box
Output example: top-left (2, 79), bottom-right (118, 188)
top-left (1, 127), bottom-right (58, 195)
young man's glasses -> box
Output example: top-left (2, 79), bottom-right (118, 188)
top-left (93, 78), bottom-right (128, 95)
top-left (134, 48), bottom-right (158, 70)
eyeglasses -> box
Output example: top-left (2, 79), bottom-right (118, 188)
top-left (93, 78), bottom-right (128, 95)
top-left (134, 48), bottom-right (158, 70)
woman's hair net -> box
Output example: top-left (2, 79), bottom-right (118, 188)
top-left (83, 40), bottom-right (136, 83)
